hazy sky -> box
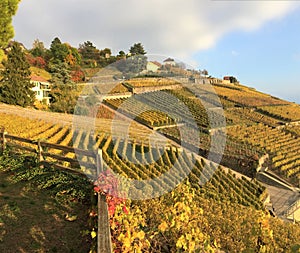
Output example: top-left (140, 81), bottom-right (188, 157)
top-left (12, 0), bottom-right (300, 103)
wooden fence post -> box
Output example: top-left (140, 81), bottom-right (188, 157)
top-left (96, 149), bottom-right (112, 253)
top-left (37, 140), bottom-right (44, 167)
top-left (1, 129), bottom-right (7, 153)
top-left (96, 149), bottom-right (103, 175)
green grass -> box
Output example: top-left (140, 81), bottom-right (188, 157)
top-left (0, 152), bottom-right (93, 253)
top-left (30, 67), bottom-right (51, 80)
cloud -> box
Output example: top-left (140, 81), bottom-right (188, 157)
top-left (13, 0), bottom-right (299, 58)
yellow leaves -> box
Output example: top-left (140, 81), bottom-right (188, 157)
top-left (176, 235), bottom-right (187, 250)
top-left (112, 204), bottom-right (149, 252)
top-left (110, 220), bottom-right (117, 231)
top-left (175, 231), bottom-right (209, 253)
top-left (122, 237), bottom-right (131, 249)
top-left (174, 201), bottom-right (185, 210)
top-left (133, 231), bottom-right (145, 240)
top-left (269, 229), bottom-right (273, 239)
top-left (90, 229), bottom-right (97, 239)
top-left (158, 221), bottom-right (168, 232)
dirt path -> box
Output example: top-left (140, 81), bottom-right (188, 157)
top-left (263, 184), bottom-right (300, 218)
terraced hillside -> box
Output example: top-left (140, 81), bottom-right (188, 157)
top-left (228, 124), bottom-right (300, 184)
top-left (0, 111), bottom-right (266, 209)
top-left (1, 76), bottom-right (300, 251)
top-left (1, 75), bottom-right (300, 206)
top-left (101, 77), bottom-right (300, 187)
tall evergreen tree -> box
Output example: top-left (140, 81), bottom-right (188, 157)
top-left (49, 37), bottom-right (69, 64)
top-left (0, 42), bottom-right (35, 107)
top-left (0, 0), bottom-right (20, 61)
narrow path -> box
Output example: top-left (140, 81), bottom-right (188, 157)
top-left (263, 184), bottom-right (300, 217)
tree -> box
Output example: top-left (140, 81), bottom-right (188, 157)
top-left (49, 37), bottom-right (69, 64)
top-left (100, 48), bottom-right (112, 58)
top-left (0, 0), bottom-right (20, 61)
top-left (117, 51), bottom-right (126, 59)
top-left (78, 41), bottom-right (100, 67)
top-left (201, 69), bottom-right (208, 76)
top-left (30, 39), bottom-right (46, 58)
top-left (48, 61), bottom-right (73, 85)
top-left (129, 43), bottom-right (146, 56)
top-left (114, 43), bottom-right (147, 76)
top-left (47, 38), bottom-right (82, 84)
top-left (0, 42), bottom-right (35, 107)
top-left (65, 43), bottom-right (81, 66)
top-left (49, 83), bottom-right (80, 113)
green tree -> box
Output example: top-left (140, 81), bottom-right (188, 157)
top-left (129, 42), bottom-right (146, 56)
top-left (48, 61), bottom-right (73, 85)
top-left (100, 48), bottom-right (112, 58)
top-left (49, 37), bottom-right (69, 64)
top-left (117, 50), bottom-right (126, 59)
top-left (30, 39), bottom-right (46, 57)
top-left (78, 41), bottom-right (100, 67)
top-left (0, 42), bottom-right (35, 107)
top-left (115, 43), bottom-right (147, 77)
top-left (49, 83), bottom-right (80, 113)
top-left (0, 0), bottom-right (20, 61)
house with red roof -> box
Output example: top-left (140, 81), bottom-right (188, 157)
top-left (30, 75), bottom-right (51, 105)
top-left (146, 61), bottom-right (162, 72)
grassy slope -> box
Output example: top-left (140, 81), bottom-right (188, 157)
top-left (30, 67), bottom-right (51, 80)
top-left (0, 154), bottom-right (92, 253)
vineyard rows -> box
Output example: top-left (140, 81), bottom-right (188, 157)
top-left (213, 85), bottom-right (289, 107)
top-left (228, 123), bottom-right (300, 183)
top-left (286, 125), bottom-right (300, 137)
top-left (258, 104), bottom-right (300, 122)
top-left (104, 96), bottom-right (175, 127)
top-left (104, 88), bottom-right (231, 129)
top-left (0, 114), bottom-right (266, 208)
top-left (125, 77), bottom-right (179, 87)
top-left (229, 108), bottom-right (281, 126)
top-left (159, 124), bottom-right (262, 178)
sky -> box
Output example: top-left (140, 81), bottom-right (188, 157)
top-left (12, 0), bottom-right (300, 103)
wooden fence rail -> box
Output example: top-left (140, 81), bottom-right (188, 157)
top-left (0, 129), bottom-right (112, 253)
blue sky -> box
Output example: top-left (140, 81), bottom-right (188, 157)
top-left (193, 8), bottom-right (300, 103)
top-left (12, 0), bottom-right (300, 103)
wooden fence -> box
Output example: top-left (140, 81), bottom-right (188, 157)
top-left (0, 129), bottom-right (112, 253)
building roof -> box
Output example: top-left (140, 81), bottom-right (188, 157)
top-left (149, 61), bottom-right (162, 67)
top-left (31, 74), bottom-right (49, 83)
top-left (163, 57), bottom-right (175, 62)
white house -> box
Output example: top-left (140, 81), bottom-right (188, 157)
top-left (146, 61), bottom-right (162, 72)
top-left (30, 75), bottom-right (51, 105)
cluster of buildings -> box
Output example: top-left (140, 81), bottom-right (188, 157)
top-left (30, 57), bottom-right (238, 105)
